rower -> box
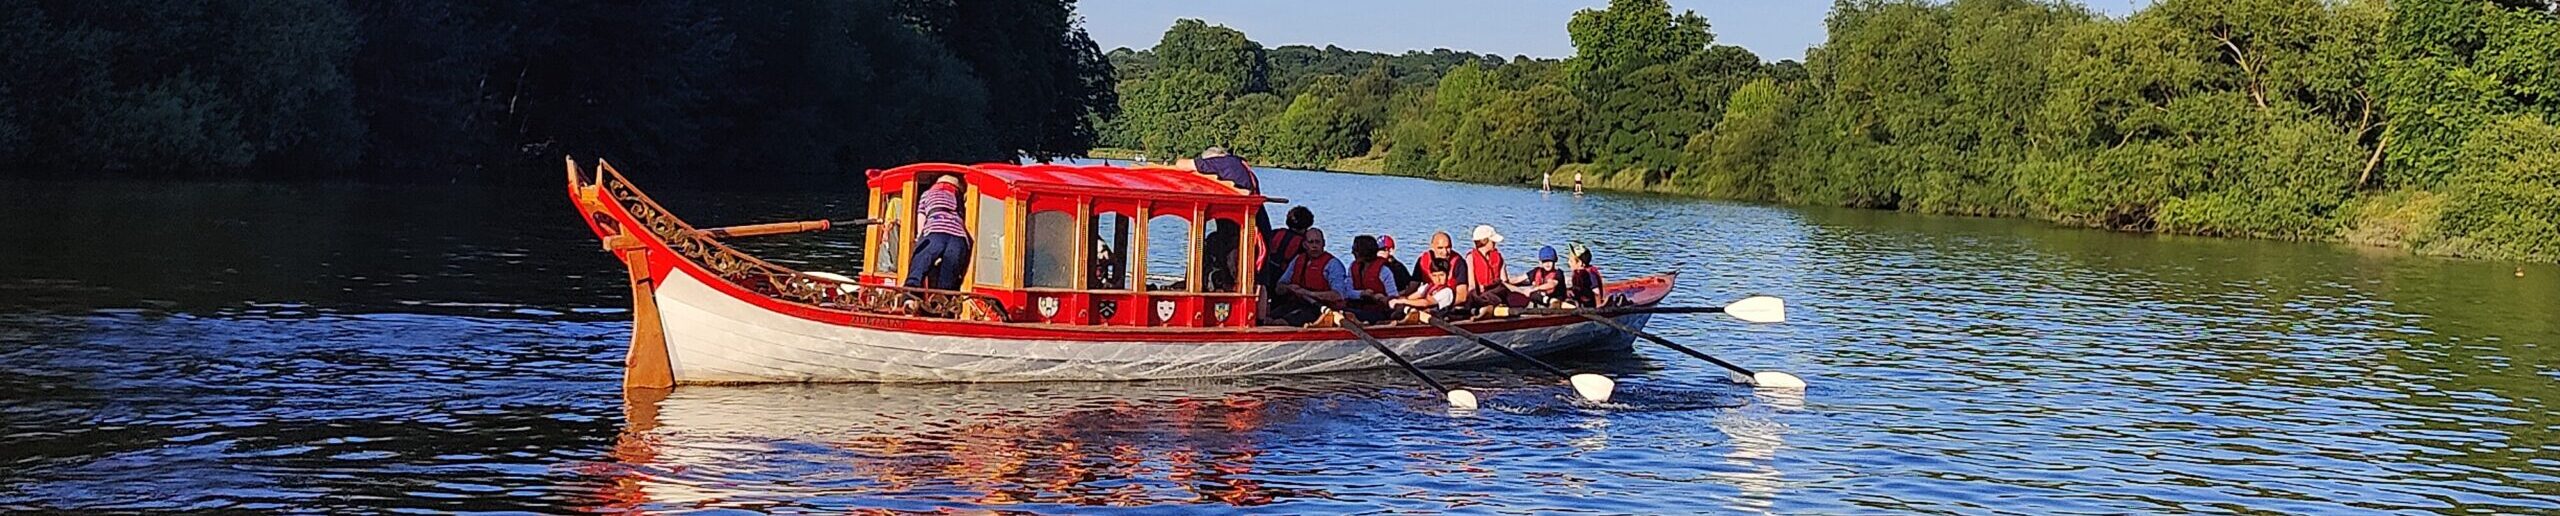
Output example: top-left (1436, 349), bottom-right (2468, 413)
top-left (1256, 206), bottom-right (1315, 297)
top-left (1464, 224), bottom-right (1530, 313)
top-left (1560, 243), bottom-right (1605, 308)
top-left (1390, 257), bottom-right (1464, 316)
top-left (1346, 235), bottom-right (1400, 322)
top-left (1407, 232), bottom-right (1473, 313)
top-left (1521, 245), bottom-right (1565, 306)
top-left (1378, 235), bottom-right (1414, 293)
top-left (1269, 228), bottom-right (1352, 326)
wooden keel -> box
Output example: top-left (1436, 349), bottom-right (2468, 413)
top-left (616, 240), bottom-right (676, 389)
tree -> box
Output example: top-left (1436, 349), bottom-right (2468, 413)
top-left (1567, 0), bottom-right (1714, 76)
top-left (1154, 19), bottom-right (1268, 95)
top-left (898, 0), bottom-right (1118, 160)
top-left (1676, 78), bottom-right (1787, 199)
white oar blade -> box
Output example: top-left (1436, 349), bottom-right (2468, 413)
top-left (1751, 371), bottom-right (1808, 390)
top-left (1569, 374), bottom-right (1616, 403)
top-left (1446, 389), bottom-right (1480, 409)
top-left (1725, 296), bottom-right (1787, 323)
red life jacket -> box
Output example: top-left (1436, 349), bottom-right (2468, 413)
top-left (1415, 251), bottom-right (1463, 287)
top-left (1466, 247), bottom-right (1505, 288)
top-left (1351, 257), bottom-right (1390, 294)
top-left (1263, 229), bottom-right (1307, 269)
top-left (1289, 250), bottom-right (1336, 293)
top-left (1526, 266), bottom-right (1563, 296)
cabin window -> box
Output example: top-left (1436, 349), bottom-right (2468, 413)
top-left (873, 192), bottom-right (906, 275)
top-left (1025, 209), bottom-right (1078, 289)
top-left (1091, 210), bottom-right (1136, 290)
top-left (973, 193), bottom-right (1006, 287)
top-left (1147, 214), bottom-right (1194, 291)
top-left (1201, 217), bottom-right (1245, 293)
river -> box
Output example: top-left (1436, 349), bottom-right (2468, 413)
top-left (2, 164), bottom-right (2554, 513)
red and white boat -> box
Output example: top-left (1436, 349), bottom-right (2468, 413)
top-left (565, 157), bottom-right (1674, 388)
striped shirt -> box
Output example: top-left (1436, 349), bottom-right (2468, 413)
top-left (918, 183), bottom-right (967, 237)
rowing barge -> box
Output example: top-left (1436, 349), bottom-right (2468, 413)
top-left (565, 157), bottom-right (1672, 388)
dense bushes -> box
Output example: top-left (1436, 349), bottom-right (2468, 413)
top-left (0, 0), bottom-right (1117, 187)
top-left (1100, 0), bottom-right (2560, 262)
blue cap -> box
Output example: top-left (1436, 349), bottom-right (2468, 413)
top-left (1537, 245), bottom-right (1557, 262)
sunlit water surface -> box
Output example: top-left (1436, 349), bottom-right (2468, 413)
top-left (3, 165), bottom-right (2555, 513)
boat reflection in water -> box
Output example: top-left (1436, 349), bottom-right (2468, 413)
top-left (591, 377), bottom-right (1368, 511)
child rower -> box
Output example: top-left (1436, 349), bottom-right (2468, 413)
top-left (1559, 243), bottom-right (1605, 308)
top-left (1521, 245), bottom-right (1565, 305)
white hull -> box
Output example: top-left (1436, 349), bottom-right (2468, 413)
top-left (652, 268), bottom-right (1646, 383)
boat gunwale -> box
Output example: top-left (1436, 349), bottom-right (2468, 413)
top-left (572, 158), bottom-right (1674, 344)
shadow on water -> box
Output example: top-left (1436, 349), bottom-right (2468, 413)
top-left (3, 168), bottom-right (2557, 513)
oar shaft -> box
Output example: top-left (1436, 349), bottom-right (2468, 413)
top-left (1339, 318), bottom-right (1453, 394)
top-left (1424, 318), bottom-right (1571, 378)
top-left (1525, 306), bottom-right (1723, 316)
top-left (701, 220), bottom-right (831, 239)
top-left (698, 218), bottom-right (883, 239)
top-left (1579, 314), bottom-right (1756, 377)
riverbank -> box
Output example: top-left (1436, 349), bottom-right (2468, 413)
top-left (1108, 154), bottom-right (2553, 267)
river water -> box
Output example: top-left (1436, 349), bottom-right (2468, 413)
top-left (3, 165), bottom-right (2555, 513)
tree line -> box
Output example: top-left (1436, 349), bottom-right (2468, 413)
top-left (1101, 0), bottom-right (2560, 262)
top-left (0, 0), bottom-right (1116, 188)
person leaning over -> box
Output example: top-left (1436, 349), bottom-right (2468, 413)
top-left (904, 174), bottom-right (971, 291)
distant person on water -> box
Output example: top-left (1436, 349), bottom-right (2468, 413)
top-left (1378, 235), bottom-right (1415, 293)
top-left (905, 174), bottom-right (971, 291)
top-left (1573, 170), bottom-right (1584, 195)
top-left (1543, 170), bottom-right (1552, 192)
top-left (1560, 243), bottom-right (1605, 308)
top-left (1345, 235), bottom-right (1400, 322)
top-left (1270, 228), bottom-right (1353, 326)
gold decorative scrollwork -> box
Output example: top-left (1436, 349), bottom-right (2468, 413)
top-left (590, 167), bottom-right (1012, 322)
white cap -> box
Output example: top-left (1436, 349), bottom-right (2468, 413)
top-left (1471, 224), bottom-right (1504, 244)
top-left (935, 175), bottom-right (962, 186)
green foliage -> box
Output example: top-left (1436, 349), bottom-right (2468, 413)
top-left (900, 0), bottom-right (1120, 160)
top-left (1567, 0), bottom-right (1714, 75)
top-left (1439, 85), bottom-right (1586, 184)
top-left (1673, 78), bottom-right (1785, 198)
top-left (0, 0), bottom-right (1119, 185)
top-left (1152, 19), bottom-right (1268, 95)
top-left (2434, 115), bottom-right (2560, 261)
top-left (1091, 2), bottom-right (2560, 262)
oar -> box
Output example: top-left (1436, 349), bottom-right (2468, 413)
top-left (697, 218), bottom-right (884, 239)
top-left (1524, 295), bottom-right (1788, 323)
top-left (1577, 312), bottom-right (1806, 390)
top-left (1331, 313), bottom-right (1478, 409)
top-left (1415, 312), bottom-right (1614, 403)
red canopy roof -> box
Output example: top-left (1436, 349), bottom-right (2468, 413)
top-left (870, 162), bottom-right (1261, 204)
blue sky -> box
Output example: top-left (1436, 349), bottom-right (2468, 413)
top-left (1078, 0), bottom-right (2155, 61)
